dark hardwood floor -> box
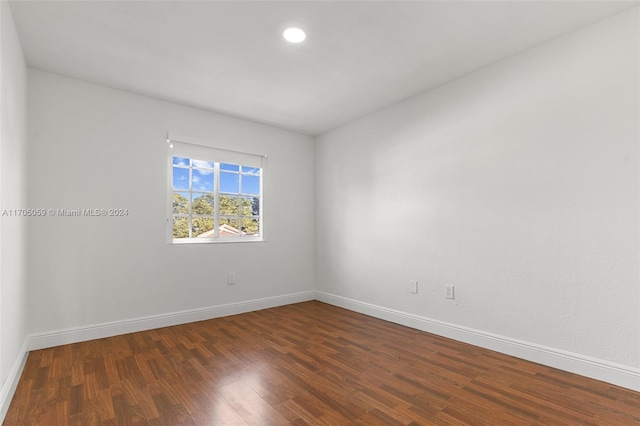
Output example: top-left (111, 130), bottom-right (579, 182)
top-left (4, 301), bottom-right (640, 425)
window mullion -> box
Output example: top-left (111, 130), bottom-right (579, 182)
top-left (238, 172), bottom-right (243, 232)
top-left (188, 166), bottom-right (193, 238)
top-left (214, 162), bottom-right (220, 238)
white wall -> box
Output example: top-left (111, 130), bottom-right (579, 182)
top-left (27, 70), bottom-right (315, 336)
top-left (316, 8), bottom-right (639, 371)
top-left (0, 0), bottom-right (28, 412)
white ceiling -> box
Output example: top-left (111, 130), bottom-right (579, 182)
top-left (9, 1), bottom-right (637, 136)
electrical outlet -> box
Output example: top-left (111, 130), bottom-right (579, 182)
top-left (446, 285), bottom-right (455, 299)
top-left (228, 272), bottom-right (236, 285)
top-left (409, 280), bottom-right (418, 294)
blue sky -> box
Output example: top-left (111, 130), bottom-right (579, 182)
top-left (173, 157), bottom-right (260, 195)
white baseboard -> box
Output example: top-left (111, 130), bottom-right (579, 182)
top-left (0, 339), bottom-right (28, 423)
top-left (315, 291), bottom-right (640, 392)
top-left (28, 291), bottom-right (315, 351)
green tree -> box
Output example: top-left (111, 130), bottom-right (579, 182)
top-left (173, 217), bottom-right (189, 238)
top-left (192, 194), bottom-right (214, 236)
top-left (241, 197), bottom-right (259, 235)
top-left (173, 193), bottom-right (259, 238)
top-left (192, 194), bottom-right (214, 215)
top-left (220, 195), bottom-right (239, 215)
top-left (218, 195), bottom-right (259, 235)
top-left (173, 193), bottom-right (189, 214)
top-left (192, 217), bottom-right (213, 236)
top-left (173, 193), bottom-right (190, 238)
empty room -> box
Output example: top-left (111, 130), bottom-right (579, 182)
top-left (1, 1), bottom-right (639, 424)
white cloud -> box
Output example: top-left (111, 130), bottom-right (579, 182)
top-left (192, 160), bottom-right (214, 174)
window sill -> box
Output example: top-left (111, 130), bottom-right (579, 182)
top-left (171, 237), bottom-right (265, 245)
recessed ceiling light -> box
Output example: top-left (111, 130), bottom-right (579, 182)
top-left (283, 27), bottom-right (306, 43)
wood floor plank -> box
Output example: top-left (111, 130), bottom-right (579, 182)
top-left (4, 301), bottom-right (639, 425)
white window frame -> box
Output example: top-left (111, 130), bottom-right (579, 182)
top-left (167, 135), bottom-right (266, 244)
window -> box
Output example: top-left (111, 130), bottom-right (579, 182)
top-left (168, 137), bottom-right (265, 243)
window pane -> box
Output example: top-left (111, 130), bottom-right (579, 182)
top-left (192, 194), bottom-right (214, 215)
top-left (191, 159), bottom-right (214, 169)
top-left (173, 192), bottom-right (190, 214)
top-left (192, 217), bottom-right (214, 237)
top-left (248, 197), bottom-right (260, 216)
top-left (241, 217), bottom-right (260, 236)
top-left (173, 167), bottom-right (190, 190)
top-left (192, 169), bottom-right (214, 192)
top-left (241, 174), bottom-right (260, 195)
top-left (241, 166), bottom-right (260, 175)
top-left (240, 197), bottom-right (254, 216)
top-left (220, 218), bottom-right (242, 236)
top-left (220, 195), bottom-right (240, 215)
top-left (173, 157), bottom-right (190, 166)
top-left (173, 216), bottom-right (190, 239)
top-left (221, 163), bottom-right (240, 172)
top-left (220, 172), bottom-right (239, 193)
